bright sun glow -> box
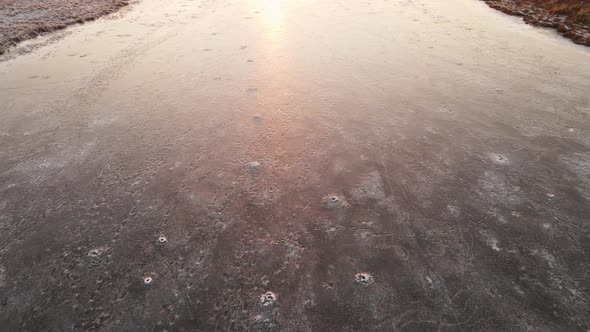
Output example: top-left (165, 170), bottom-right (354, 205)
top-left (262, 0), bottom-right (284, 30)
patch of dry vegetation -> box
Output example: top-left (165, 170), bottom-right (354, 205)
top-left (518, 0), bottom-right (590, 25)
top-left (484, 0), bottom-right (590, 46)
top-left (0, 0), bottom-right (128, 54)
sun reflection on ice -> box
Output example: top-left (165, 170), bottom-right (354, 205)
top-left (261, 0), bottom-right (284, 31)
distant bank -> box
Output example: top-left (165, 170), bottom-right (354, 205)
top-left (482, 0), bottom-right (590, 46)
top-left (0, 0), bottom-right (129, 55)
top-left (1, 0), bottom-right (588, 56)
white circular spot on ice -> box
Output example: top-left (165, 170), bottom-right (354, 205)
top-left (489, 153), bottom-right (510, 165)
top-left (355, 272), bottom-right (375, 286)
top-left (260, 291), bottom-right (277, 306)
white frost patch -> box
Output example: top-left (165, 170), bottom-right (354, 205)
top-left (168, 161), bottom-right (182, 170)
top-left (532, 249), bottom-right (556, 268)
top-left (11, 142), bottom-right (94, 175)
top-left (488, 152), bottom-right (510, 165)
top-left (480, 230), bottom-right (500, 251)
top-left (559, 153), bottom-right (590, 202)
top-left (88, 117), bottom-right (117, 127)
top-left (488, 209), bottom-right (508, 224)
top-left (488, 238), bottom-right (500, 251)
top-left (478, 171), bottom-right (523, 205)
top-left (0, 264), bottom-right (5, 287)
top-left (446, 205), bottom-right (460, 217)
top-left (260, 291), bottom-right (277, 306)
top-left (496, 214), bottom-right (508, 224)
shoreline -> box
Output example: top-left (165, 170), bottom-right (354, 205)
top-left (482, 0), bottom-right (590, 46)
top-left (2, 0), bottom-right (589, 56)
top-left (0, 0), bottom-right (129, 55)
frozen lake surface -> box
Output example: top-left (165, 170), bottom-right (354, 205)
top-left (1, 0), bottom-right (590, 330)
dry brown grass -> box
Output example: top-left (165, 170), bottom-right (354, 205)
top-left (0, 0), bottom-right (128, 54)
top-left (516, 0), bottom-right (590, 25)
